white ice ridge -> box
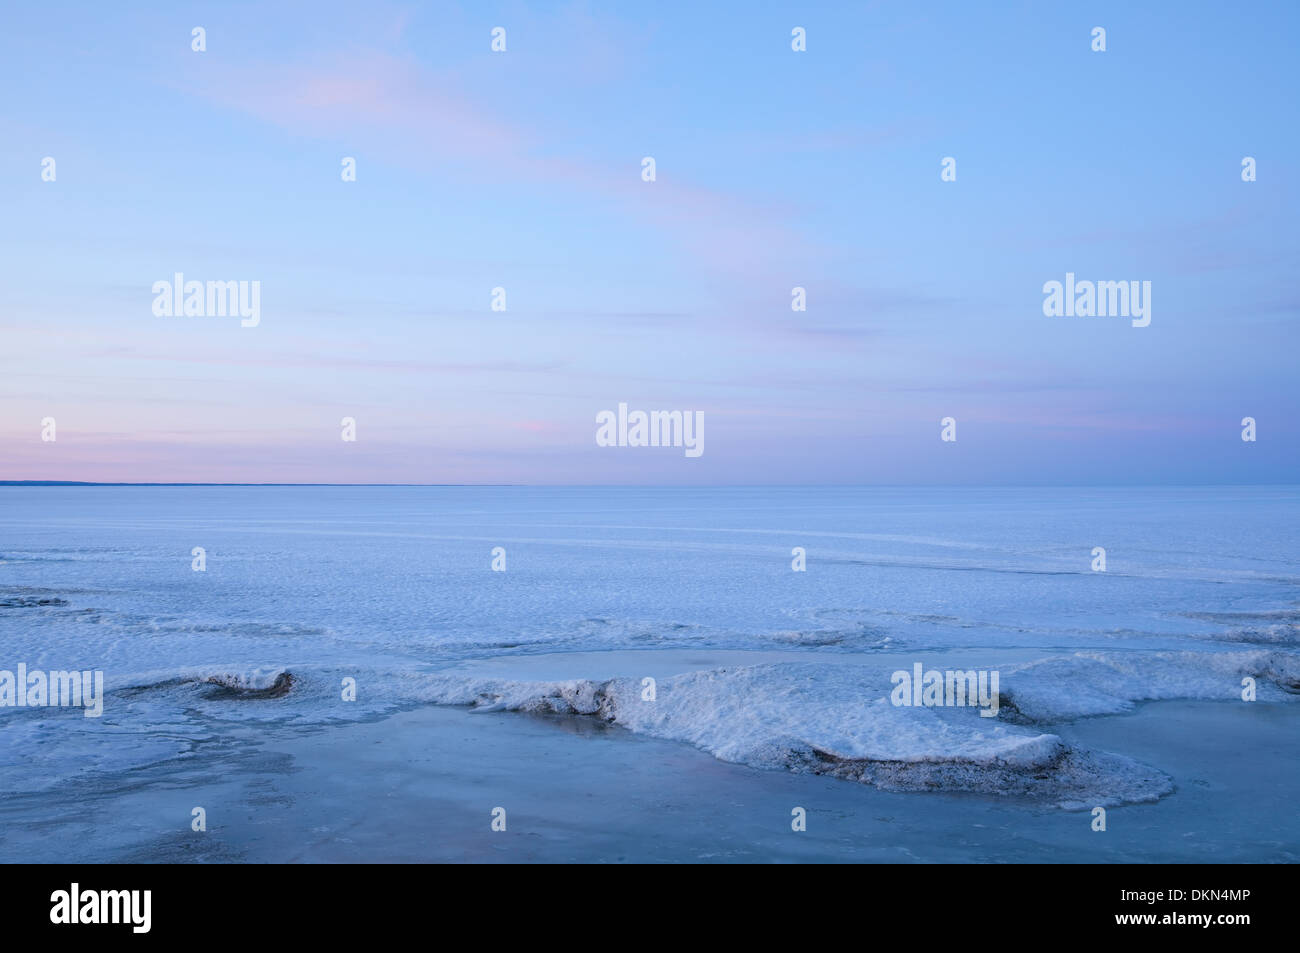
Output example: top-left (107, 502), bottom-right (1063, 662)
top-left (998, 648), bottom-right (1300, 720)
top-left (420, 649), bottom-right (1298, 808)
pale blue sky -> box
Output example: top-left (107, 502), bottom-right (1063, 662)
top-left (1, 1), bottom-right (1296, 483)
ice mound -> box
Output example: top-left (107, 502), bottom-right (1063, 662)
top-left (200, 668), bottom-right (294, 697)
top-left (999, 649), bottom-right (1300, 721)
top-left (421, 660), bottom-right (1185, 807)
top-left (121, 666), bottom-right (296, 698)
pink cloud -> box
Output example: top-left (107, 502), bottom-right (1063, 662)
top-left (178, 49), bottom-right (825, 284)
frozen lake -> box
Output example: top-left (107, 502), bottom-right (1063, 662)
top-left (1, 485), bottom-right (1297, 860)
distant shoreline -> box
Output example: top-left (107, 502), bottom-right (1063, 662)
top-left (0, 481), bottom-right (497, 487)
top-left (1, 481), bottom-right (1294, 488)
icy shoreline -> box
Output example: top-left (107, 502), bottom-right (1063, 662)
top-left (5, 695), bottom-right (1295, 863)
top-left (412, 647), bottom-right (1298, 809)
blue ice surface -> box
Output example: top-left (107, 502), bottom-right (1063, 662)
top-left (0, 485), bottom-right (1296, 860)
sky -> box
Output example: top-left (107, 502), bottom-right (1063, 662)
top-left (1, 0), bottom-right (1297, 484)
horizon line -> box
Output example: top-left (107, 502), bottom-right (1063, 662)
top-left (3, 481), bottom-right (1298, 489)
